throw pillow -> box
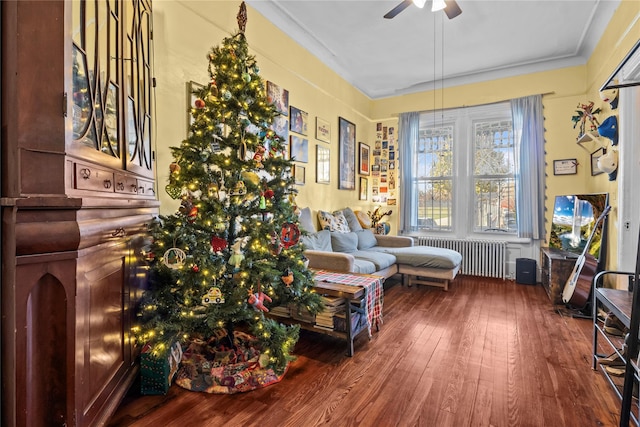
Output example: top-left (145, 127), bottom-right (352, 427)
top-left (298, 207), bottom-right (316, 233)
top-left (335, 207), bottom-right (363, 232)
top-left (317, 210), bottom-right (350, 233)
top-left (330, 231), bottom-right (358, 253)
top-left (354, 210), bottom-right (372, 229)
top-left (356, 229), bottom-right (378, 250)
top-left (300, 230), bottom-right (332, 251)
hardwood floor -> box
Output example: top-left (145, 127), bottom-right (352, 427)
top-left (109, 275), bottom-right (622, 427)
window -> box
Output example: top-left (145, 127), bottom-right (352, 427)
top-left (405, 102), bottom-right (515, 236)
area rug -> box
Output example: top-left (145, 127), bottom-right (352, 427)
top-left (174, 331), bottom-right (287, 394)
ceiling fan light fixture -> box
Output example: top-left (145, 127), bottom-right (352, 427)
top-left (431, 0), bottom-right (446, 12)
top-left (412, 0), bottom-right (428, 9)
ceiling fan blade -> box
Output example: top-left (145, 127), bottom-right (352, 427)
top-left (384, 0), bottom-right (412, 19)
top-left (443, 0), bottom-right (462, 19)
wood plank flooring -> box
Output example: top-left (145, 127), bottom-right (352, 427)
top-left (109, 275), bottom-right (623, 427)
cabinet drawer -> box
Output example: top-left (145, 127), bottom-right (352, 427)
top-left (136, 178), bottom-right (156, 198)
top-left (114, 174), bottom-right (139, 195)
top-left (74, 162), bottom-right (115, 193)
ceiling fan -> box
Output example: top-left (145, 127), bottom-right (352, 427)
top-left (384, 0), bottom-right (462, 20)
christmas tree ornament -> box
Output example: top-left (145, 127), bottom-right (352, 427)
top-left (169, 163), bottom-right (181, 174)
top-left (228, 238), bottom-right (246, 270)
top-left (242, 72), bottom-right (251, 83)
top-left (210, 236), bottom-right (227, 253)
top-left (195, 98), bottom-right (206, 109)
top-left (280, 222), bottom-right (300, 249)
top-left (202, 284), bottom-right (224, 304)
top-left (248, 291), bottom-right (271, 312)
top-left (165, 184), bottom-right (182, 199)
top-left (191, 265), bottom-right (199, 272)
top-left (263, 188), bottom-right (274, 199)
top-left (281, 268), bottom-right (294, 287)
top-left (270, 231), bottom-right (282, 255)
top-left (223, 90), bottom-right (232, 101)
top-left (162, 248), bottom-right (186, 269)
top-left (241, 171), bottom-right (260, 186)
top-left (229, 181), bottom-right (247, 196)
top-left (214, 222), bottom-right (227, 233)
top-left (187, 206), bottom-right (198, 223)
top-left (259, 195), bottom-right (266, 210)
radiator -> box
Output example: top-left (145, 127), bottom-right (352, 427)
top-left (415, 237), bottom-right (507, 279)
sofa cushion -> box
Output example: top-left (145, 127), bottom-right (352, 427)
top-left (298, 207), bottom-right (316, 233)
top-left (353, 250), bottom-right (397, 271)
top-left (300, 230), bottom-right (332, 251)
top-left (330, 231), bottom-right (358, 253)
top-left (318, 210), bottom-right (350, 233)
top-left (352, 259), bottom-right (377, 274)
top-left (356, 229), bottom-right (378, 250)
top-left (354, 210), bottom-right (372, 229)
top-left (336, 207), bottom-right (363, 232)
top-left (371, 245), bottom-right (462, 269)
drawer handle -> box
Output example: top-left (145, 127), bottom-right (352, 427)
top-left (103, 180), bottom-right (112, 189)
top-left (80, 168), bottom-right (91, 179)
top-left (112, 227), bottom-right (126, 237)
top-left (131, 184), bottom-right (138, 193)
top-left (138, 186), bottom-right (145, 194)
top-left (116, 182), bottom-right (125, 191)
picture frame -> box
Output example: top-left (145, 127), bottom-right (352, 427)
top-left (338, 117), bottom-right (356, 190)
top-left (359, 142), bottom-right (370, 175)
top-left (316, 145), bottom-right (330, 184)
top-left (359, 177), bottom-right (368, 200)
top-left (289, 135), bottom-right (309, 163)
top-left (553, 159), bottom-right (578, 175)
top-left (294, 164), bottom-right (306, 185)
top-left (290, 106), bottom-right (308, 135)
top-left (266, 81), bottom-right (289, 116)
top-left (316, 117), bottom-right (331, 143)
top-left (591, 147), bottom-right (606, 176)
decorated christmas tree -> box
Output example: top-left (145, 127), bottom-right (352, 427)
top-left (137, 3), bottom-right (322, 393)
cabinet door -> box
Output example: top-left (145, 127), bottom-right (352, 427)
top-left (76, 240), bottom-right (129, 427)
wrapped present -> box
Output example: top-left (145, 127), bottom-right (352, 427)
top-left (140, 341), bottom-right (183, 395)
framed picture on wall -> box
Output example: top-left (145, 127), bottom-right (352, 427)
top-left (359, 142), bottom-right (370, 175)
top-left (359, 177), bottom-right (368, 200)
top-left (316, 117), bottom-right (331, 143)
top-left (289, 135), bottom-right (308, 163)
top-left (338, 117), bottom-right (356, 190)
top-left (266, 81), bottom-right (289, 116)
top-left (553, 159), bottom-right (578, 175)
top-left (290, 106), bottom-right (308, 135)
top-left (294, 164), bottom-right (306, 185)
top-left (316, 145), bottom-right (330, 184)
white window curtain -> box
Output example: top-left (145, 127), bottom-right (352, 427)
top-left (510, 95), bottom-right (545, 239)
top-left (398, 111), bottom-right (420, 233)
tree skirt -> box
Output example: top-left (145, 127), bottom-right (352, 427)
top-left (175, 331), bottom-right (287, 394)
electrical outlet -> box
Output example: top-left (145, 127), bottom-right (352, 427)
top-left (625, 221), bottom-right (631, 230)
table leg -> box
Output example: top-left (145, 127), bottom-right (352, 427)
top-left (345, 297), bottom-right (354, 357)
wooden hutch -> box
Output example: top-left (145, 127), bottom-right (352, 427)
top-left (1, 1), bottom-right (158, 426)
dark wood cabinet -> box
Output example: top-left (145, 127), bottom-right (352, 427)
top-left (1, 1), bottom-right (157, 426)
top-left (540, 247), bottom-right (578, 305)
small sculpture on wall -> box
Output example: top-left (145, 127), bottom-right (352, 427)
top-left (572, 101), bottom-right (602, 139)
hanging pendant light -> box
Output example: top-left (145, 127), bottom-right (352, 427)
top-left (431, 0), bottom-right (446, 12)
top-left (412, 0), bottom-right (427, 8)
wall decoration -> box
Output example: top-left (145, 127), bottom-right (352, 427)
top-left (294, 164), bottom-right (306, 185)
top-left (553, 159), bottom-right (578, 175)
top-left (290, 106), bottom-right (308, 135)
top-left (359, 142), bottom-right (370, 175)
top-left (316, 145), bottom-right (330, 184)
top-left (338, 117), bottom-right (356, 190)
top-left (591, 147), bottom-right (606, 176)
top-left (359, 177), bottom-right (368, 200)
top-left (316, 117), bottom-right (331, 143)
top-left (271, 115), bottom-right (289, 143)
top-left (266, 81), bottom-right (289, 116)
top-left (289, 135), bottom-right (309, 163)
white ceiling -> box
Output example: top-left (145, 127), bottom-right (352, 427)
top-left (247, 0), bottom-right (621, 99)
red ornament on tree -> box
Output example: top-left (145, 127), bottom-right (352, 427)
top-left (195, 98), bottom-right (206, 109)
top-left (211, 236), bottom-right (227, 253)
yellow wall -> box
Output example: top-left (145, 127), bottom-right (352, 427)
top-left (154, 1), bottom-right (640, 267)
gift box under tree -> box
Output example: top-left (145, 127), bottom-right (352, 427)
top-left (140, 341), bottom-right (183, 395)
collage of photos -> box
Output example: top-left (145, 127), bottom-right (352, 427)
top-left (371, 123), bottom-right (397, 206)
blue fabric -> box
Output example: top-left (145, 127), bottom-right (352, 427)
top-left (356, 229), bottom-right (378, 250)
top-left (398, 112), bottom-right (420, 234)
top-left (300, 230), bottom-right (332, 251)
top-left (330, 231), bottom-right (358, 253)
top-left (352, 259), bottom-right (377, 274)
top-left (511, 95), bottom-right (545, 240)
top-left (352, 250), bottom-right (397, 271)
top-left (371, 246), bottom-right (461, 269)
